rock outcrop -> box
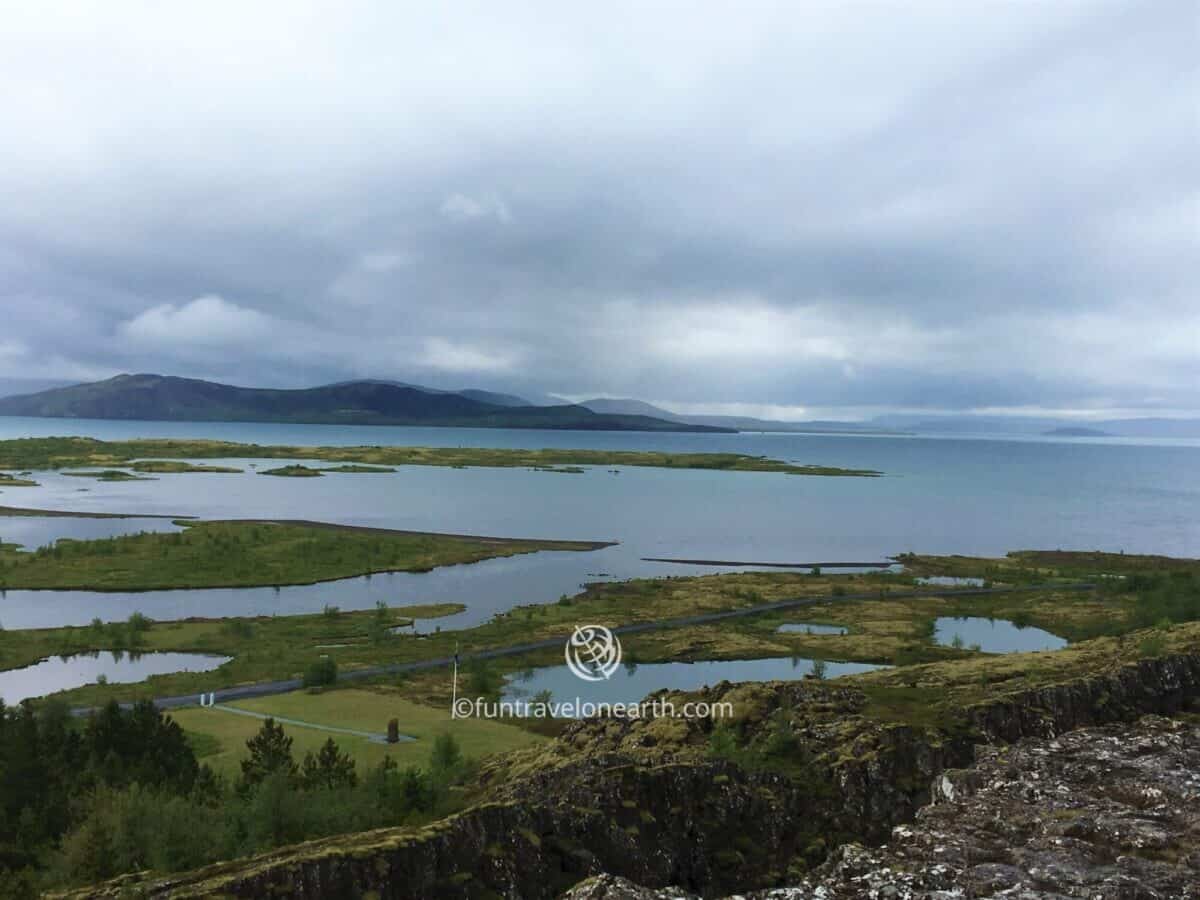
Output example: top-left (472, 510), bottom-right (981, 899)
top-left (562, 714), bottom-right (1200, 898)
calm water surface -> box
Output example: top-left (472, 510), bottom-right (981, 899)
top-left (0, 651), bottom-right (231, 704)
top-left (1, 417), bottom-right (1196, 631)
top-left (502, 656), bottom-right (885, 707)
top-left (933, 616), bottom-right (1068, 653)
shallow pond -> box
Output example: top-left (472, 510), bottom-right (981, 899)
top-left (933, 616), bottom-right (1067, 653)
top-left (918, 576), bottom-right (985, 587)
top-left (0, 651), bottom-right (231, 704)
top-left (501, 656), bottom-right (885, 708)
top-left (775, 622), bottom-right (848, 635)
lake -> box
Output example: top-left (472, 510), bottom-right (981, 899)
top-left (0, 650), bottom-right (231, 705)
top-left (0, 417), bottom-right (1196, 631)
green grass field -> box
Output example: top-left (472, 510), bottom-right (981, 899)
top-left (0, 518), bottom-right (602, 590)
top-left (173, 688), bottom-right (544, 779)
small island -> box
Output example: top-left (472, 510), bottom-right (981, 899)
top-left (259, 464), bottom-right (325, 477)
top-left (130, 460), bottom-right (243, 474)
top-left (1043, 426), bottom-right (1112, 437)
top-left (61, 469), bottom-right (154, 481)
top-left (0, 472), bottom-right (38, 487)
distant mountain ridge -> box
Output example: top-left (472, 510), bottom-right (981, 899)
top-left (0, 375), bottom-right (729, 433)
top-left (3, 376), bottom-right (1194, 437)
top-left (578, 397), bottom-right (900, 434)
top-left (870, 414), bottom-right (1200, 439)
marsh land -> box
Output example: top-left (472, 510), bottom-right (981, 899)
top-left (0, 436), bottom-right (881, 476)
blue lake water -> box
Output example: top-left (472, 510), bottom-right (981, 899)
top-left (502, 656), bottom-right (885, 707)
top-left (0, 650), bottom-right (231, 705)
top-left (0, 417), bottom-right (1196, 631)
top-left (933, 616), bottom-right (1068, 653)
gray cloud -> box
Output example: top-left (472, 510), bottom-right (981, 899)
top-left (0, 0), bottom-right (1196, 418)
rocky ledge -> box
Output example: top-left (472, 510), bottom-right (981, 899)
top-left (564, 714), bottom-right (1200, 899)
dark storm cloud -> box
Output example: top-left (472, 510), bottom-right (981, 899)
top-left (0, 0), bottom-right (1195, 417)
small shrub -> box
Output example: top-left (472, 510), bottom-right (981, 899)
top-left (303, 656), bottom-right (338, 688)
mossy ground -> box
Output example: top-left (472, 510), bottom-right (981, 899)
top-left (130, 460), bottom-right (242, 474)
top-left (0, 518), bottom-right (602, 590)
top-left (259, 464), bottom-right (324, 477)
top-left (0, 436), bottom-right (881, 476)
top-left (60, 469), bottom-right (153, 481)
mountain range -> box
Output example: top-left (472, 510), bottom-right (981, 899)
top-left (575, 397), bottom-right (898, 434)
top-left (0, 375), bottom-right (1197, 437)
top-left (0, 375), bottom-right (727, 432)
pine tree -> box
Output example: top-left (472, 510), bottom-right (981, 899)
top-left (300, 737), bottom-right (358, 790)
top-left (239, 718), bottom-right (297, 792)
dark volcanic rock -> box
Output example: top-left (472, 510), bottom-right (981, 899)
top-left (562, 715), bottom-right (1200, 899)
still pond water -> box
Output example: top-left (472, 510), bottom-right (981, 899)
top-left (933, 616), bottom-right (1068, 653)
top-left (502, 656), bottom-right (886, 708)
top-left (0, 651), bottom-right (231, 705)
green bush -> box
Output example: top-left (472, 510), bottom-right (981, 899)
top-left (302, 656), bottom-right (338, 688)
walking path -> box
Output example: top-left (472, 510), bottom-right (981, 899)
top-left (205, 703), bottom-right (411, 743)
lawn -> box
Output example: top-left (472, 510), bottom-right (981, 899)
top-left (173, 688), bottom-right (544, 779)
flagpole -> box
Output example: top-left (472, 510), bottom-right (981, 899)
top-left (451, 641), bottom-right (459, 715)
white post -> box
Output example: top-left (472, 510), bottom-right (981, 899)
top-left (451, 642), bottom-right (459, 716)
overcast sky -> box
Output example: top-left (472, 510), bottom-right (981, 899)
top-left (1, 1), bottom-right (1196, 420)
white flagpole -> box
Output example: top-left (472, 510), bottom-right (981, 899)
top-left (451, 641), bottom-right (459, 715)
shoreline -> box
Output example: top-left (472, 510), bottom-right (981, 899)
top-left (643, 556), bottom-right (892, 568)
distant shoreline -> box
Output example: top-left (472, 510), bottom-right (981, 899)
top-left (642, 556), bottom-right (892, 569)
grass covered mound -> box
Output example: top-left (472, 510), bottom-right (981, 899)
top-left (259, 464), bottom-right (324, 477)
top-left (0, 436), bottom-right (882, 477)
top-left (0, 472), bottom-right (38, 487)
top-left (130, 460), bottom-right (243, 474)
top-left (259, 464), bottom-right (396, 476)
top-left (61, 469), bottom-right (154, 481)
top-left (0, 519), bottom-right (605, 591)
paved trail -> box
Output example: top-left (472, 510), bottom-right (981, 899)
top-left (72, 582), bottom-right (1095, 716)
top-left (204, 703), bottom-right (411, 743)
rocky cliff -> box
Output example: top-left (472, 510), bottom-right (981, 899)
top-left (564, 713), bottom-right (1200, 898)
